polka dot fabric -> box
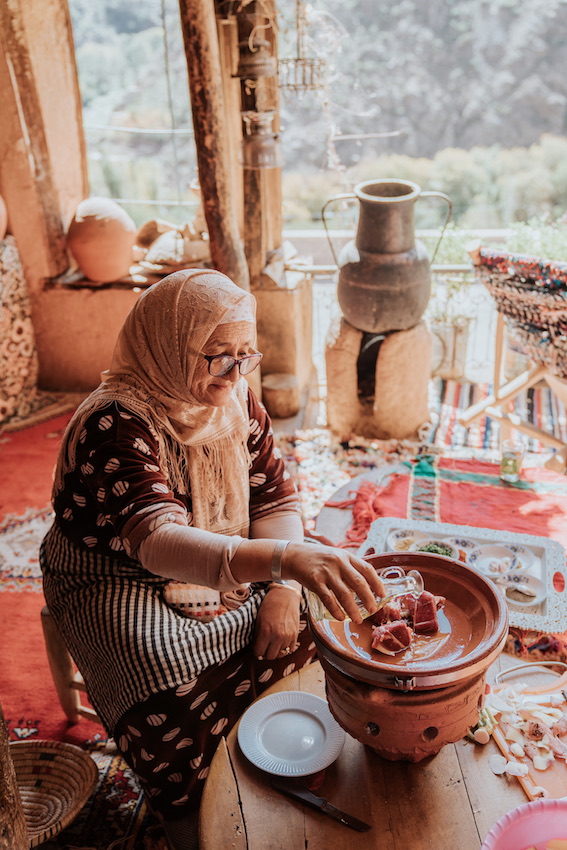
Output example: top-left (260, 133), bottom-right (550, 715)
top-left (52, 389), bottom-right (298, 556)
top-left (114, 618), bottom-right (317, 818)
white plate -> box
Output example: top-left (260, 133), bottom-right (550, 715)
top-left (237, 691), bottom-right (345, 776)
top-left (387, 528), bottom-right (429, 552)
top-left (409, 538), bottom-right (459, 559)
top-left (495, 573), bottom-right (547, 608)
top-left (467, 544), bottom-right (531, 576)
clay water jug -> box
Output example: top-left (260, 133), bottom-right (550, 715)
top-left (67, 197), bottom-right (136, 284)
top-left (322, 179), bottom-right (452, 334)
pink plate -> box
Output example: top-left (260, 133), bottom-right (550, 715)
top-left (481, 799), bottom-right (567, 850)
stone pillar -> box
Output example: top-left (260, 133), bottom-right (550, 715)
top-left (326, 317), bottom-right (432, 441)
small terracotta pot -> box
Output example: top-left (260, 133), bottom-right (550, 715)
top-left (308, 552), bottom-right (509, 761)
top-left (0, 195), bottom-right (8, 240)
top-left (67, 197), bottom-right (136, 283)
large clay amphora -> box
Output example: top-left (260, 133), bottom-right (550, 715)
top-left (322, 179), bottom-right (452, 334)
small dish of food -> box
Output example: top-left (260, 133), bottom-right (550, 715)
top-left (408, 538), bottom-right (459, 559)
top-left (503, 543), bottom-right (539, 571)
top-left (467, 544), bottom-right (531, 576)
top-left (386, 528), bottom-right (429, 552)
top-left (495, 572), bottom-right (547, 608)
top-left (444, 536), bottom-right (478, 563)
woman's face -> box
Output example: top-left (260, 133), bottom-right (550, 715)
top-left (190, 321), bottom-right (257, 407)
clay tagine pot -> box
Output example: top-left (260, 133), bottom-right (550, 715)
top-left (66, 197), bottom-right (136, 283)
top-left (308, 552), bottom-right (509, 762)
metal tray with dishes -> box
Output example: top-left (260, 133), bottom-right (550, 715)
top-left (359, 517), bottom-right (567, 633)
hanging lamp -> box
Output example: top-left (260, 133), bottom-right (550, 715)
top-left (278, 0), bottom-right (327, 93)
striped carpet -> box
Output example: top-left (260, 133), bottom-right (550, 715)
top-left (429, 378), bottom-right (567, 453)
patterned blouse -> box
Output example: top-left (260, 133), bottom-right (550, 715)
top-left (40, 388), bottom-right (301, 732)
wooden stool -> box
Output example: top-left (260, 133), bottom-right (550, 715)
top-left (40, 606), bottom-right (101, 725)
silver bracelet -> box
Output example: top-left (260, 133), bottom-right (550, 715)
top-left (270, 539), bottom-right (290, 584)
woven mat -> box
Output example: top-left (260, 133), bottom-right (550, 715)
top-left (429, 378), bottom-right (567, 452)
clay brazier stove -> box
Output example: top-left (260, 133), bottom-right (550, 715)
top-left (323, 179), bottom-right (451, 441)
top-left (308, 553), bottom-right (509, 762)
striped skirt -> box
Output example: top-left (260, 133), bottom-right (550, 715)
top-left (113, 619), bottom-right (317, 819)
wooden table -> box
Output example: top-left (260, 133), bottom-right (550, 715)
top-left (199, 657), bottom-right (527, 850)
top-left (199, 461), bottom-right (561, 849)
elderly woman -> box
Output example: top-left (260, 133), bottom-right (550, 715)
top-left (40, 269), bottom-right (383, 844)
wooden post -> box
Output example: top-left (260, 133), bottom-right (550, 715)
top-left (0, 703), bottom-right (28, 850)
top-left (178, 0), bottom-right (250, 290)
top-left (0, 0), bottom-right (87, 280)
top-left (233, 0), bottom-right (282, 286)
top-left (41, 605), bottom-right (82, 724)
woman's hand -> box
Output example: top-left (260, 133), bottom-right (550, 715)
top-left (253, 586), bottom-right (301, 660)
top-left (281, 543), bottom-right (386, 624)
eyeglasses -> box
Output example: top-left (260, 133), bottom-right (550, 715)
top-left (202, 350), bottom-right (263, 377)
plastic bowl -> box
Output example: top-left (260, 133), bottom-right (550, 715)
top-left (481, 799), bottom-right (567, 850)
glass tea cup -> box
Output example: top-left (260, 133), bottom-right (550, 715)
top-left (307, 565), bottom-right (424, 623)
top-left (500, 439), bottom-right (525, 484)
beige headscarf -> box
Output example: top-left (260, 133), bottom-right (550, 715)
top-left (53, 269), bottom-right (257, 536)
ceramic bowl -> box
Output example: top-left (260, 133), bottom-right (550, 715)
top-left (481, 798), bottom-right (567, 850)
top-left (503, 542), bottom-right (538, 570)
top-left (467, 544), bottom-right (531, 576)
top-left (386, 528), bottom-right (429, 552)
top-left (409, 538), bottom-right (459, 560)
top-left (445, 536), bottom-right (478, 554)
top-left (495, 572), bottom-right (547, 608)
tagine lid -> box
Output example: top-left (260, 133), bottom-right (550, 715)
top-left (308, 552), bottom-right (509, 688)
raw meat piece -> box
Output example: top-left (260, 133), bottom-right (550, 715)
top-left (371, 620), bottom-right (413, 654)
top-left (412, 591), bottom-right (440, 634)
top-left (369, 601), bottom-right (402, 626)
top-left (397, 591), bottom-right (445, 616)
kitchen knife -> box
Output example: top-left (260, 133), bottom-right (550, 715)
top-left (270, 777), bottom-right (371, 832)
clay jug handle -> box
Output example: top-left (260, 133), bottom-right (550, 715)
top-left (418, 191), bottom-right (453, 264)
top-left (321, 193), bottom-right (357, 267)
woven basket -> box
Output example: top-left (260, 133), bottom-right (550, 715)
top-left (9, 739), bottom-right (98, 847)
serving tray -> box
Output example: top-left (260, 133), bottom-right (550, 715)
top-left (359, 517), bottom-right (567, 633)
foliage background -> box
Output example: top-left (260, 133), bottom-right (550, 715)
top-left (68, 0), bottom-right (567, 233)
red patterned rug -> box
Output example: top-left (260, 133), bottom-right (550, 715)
top-left (0, 415), bottom-right (150, 849)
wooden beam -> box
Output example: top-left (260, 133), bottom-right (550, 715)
top-left (178, 0), bottom-right (250, 290)
top-left (234, 0), bottom-right (282, 286)
top-left (0, 0), bottom-right (87, 281)
top-left (459, 363), bottom-right (548, 425)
